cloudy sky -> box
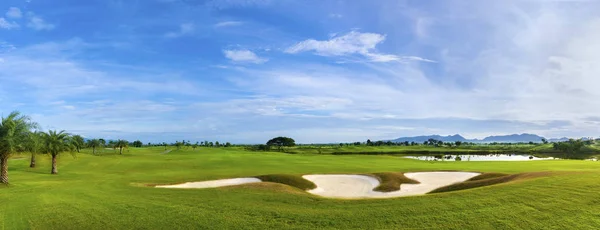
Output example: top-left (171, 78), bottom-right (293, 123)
top-left (1, 0), bottom-right (599, 143)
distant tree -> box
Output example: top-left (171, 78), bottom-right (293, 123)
top-left (225, 142), bottom-right (231, 147)
top-left (423, 141), bottom-right (428, 145)
top-left (541, 138), bottom-right (548, 144)
top-left (115, 139), bottom-right (128, 155)
top-left (98, 139), bottom-right (106, 147)
top-left (215, 141), bottom-right (220, 147)
top-left (528, 141), bottom-right (534, 145)
top-left (71, 135), bottom-right (85, 153)
top-left (41, 130), bottom-right (75, 174)
top-left (455, 141), bottom-right (462, 147)
top-left (87, 139), bottom-right (101, 155)
top-left (192, 142), bottom-right (198, 150)
top-left (266, 136), bottom-right (296, 151)
top-left (162, 142), bottom-right (167, 150)
top-left (209, 142), bottom-right (214, 147)
top-left (108, 140), bottom-right (116, 150)
top-left (553, 139), bottom-right (585, 158)
top-left (24, 131), bottom-right (43, 168)
top-left (366, 139), bottom-right (373, 146)
top-left (132, 140), bottom-right (143, 148)
top-left (175, 141), bottom-right (183, 150)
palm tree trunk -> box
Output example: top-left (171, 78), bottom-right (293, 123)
top-left (92, 146), bottom-right (96, 155)
top-left (30, 153), bottom-right (36, 168)
top-left (51, 155), bottom-right (58, 174)
top-left (119, 147), bottom-right (123, 155)
top-left (1, 155), bottom-right (9, 184)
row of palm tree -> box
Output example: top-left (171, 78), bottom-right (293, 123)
top-left (0, 111), bottom-right (78, 184)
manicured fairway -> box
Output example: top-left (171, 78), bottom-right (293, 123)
top-left (1, 147), bottom-right (600, 229)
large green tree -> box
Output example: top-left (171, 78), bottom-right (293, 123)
top-left (115, 139), bottom-right (128, 155)
top-left (266, 136), bottom-right (296, 151)
top-left (132, 140), bottom-right (143, 148)
top-left (41, 130), bottom-right (75, 174)
top-left (0, 111), bottom-right (37, 184)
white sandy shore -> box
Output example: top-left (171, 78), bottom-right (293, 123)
top-left (156, 178), bottom-right (261, 189)
top-left (303, 172), bottom-right (480, 199)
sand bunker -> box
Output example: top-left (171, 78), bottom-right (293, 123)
top-left (303, 172), bottom-right (480, 199)
top-left (156, 178), bottom-right (261, 189)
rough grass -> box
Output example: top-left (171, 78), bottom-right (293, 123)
top-left (369, 172), bottom-right (420, 192)
top-left (256, 174), bottom-right (316, 190)
top-left (430, 172), bottom-right (552, 194)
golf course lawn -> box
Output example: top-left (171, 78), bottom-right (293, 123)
top-left (2, 147), bottom-right (600, 229)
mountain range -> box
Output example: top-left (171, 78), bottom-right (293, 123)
top-left (390, 133), bottom-right (572, 143)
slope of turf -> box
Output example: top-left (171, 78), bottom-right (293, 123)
top-left (430, 172), bottom-right (552, 194)
top-left (256, 174), bottom-right (316, 190)
top-left (1, 147), bottom-right (600, 229)
top-left (369, 172), bottom-right (420, 192)
top-left (467, 172), bottom-right (509, 181)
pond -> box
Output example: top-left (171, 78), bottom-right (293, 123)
top-left (404, 154), bottom-right (558, 161)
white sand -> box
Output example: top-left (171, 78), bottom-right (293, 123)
top-left (303, 172), bottom-right (480, 199)
top-left (156, 178), bottom-right (261, 189)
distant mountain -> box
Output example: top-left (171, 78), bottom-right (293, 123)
top-left (390, 133), bottom-right (548, 143)
top-left (391, 134), bottom-right (468, 143)
top-left (548, 137), bottom-right (569, 142)
top-left (481, 133), bottom-right (544, 143)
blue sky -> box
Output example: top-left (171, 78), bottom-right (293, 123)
top-left (1, 0), bottom-right (600, 143)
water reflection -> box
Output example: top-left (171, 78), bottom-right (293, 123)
top-left (404, 154), bottom-right (557, 161)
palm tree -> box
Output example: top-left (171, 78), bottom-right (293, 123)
top-left (0, 111), bottom-right (37, 184)
top-left (87, 139), bottom-right (101, 155)
top-left (24, 131), bottom-right (43, 168)
top-left (115, 139), bottom-right (128, 155)
top-left (71, 135), bottom-right (84, 153)
top-left (41, 130), bottom-right (75, 174)
top-left (108, 140), bottom-right (116, 150)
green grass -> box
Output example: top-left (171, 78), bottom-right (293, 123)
top-left (2, 147), bottom-right (600, 229)
top-left (369, 172), bottom-right (419, 192)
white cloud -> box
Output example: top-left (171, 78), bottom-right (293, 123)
top-left (6, 7), bottom-right (22, 19)
top-left (165, 23), bottom-right (194, 38)
top-left (0, 18), bottom-right (19, 29)
top-left (285, 31), bottom-right (434, 63)
top-left (329, 13), bottom-right (343, 18)
top-left (223, 49), bottom-right (268, 64)
top-left (27, 16), bottom-right (55, 30)
top-left (214, 21), bottom-right (243, 27)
